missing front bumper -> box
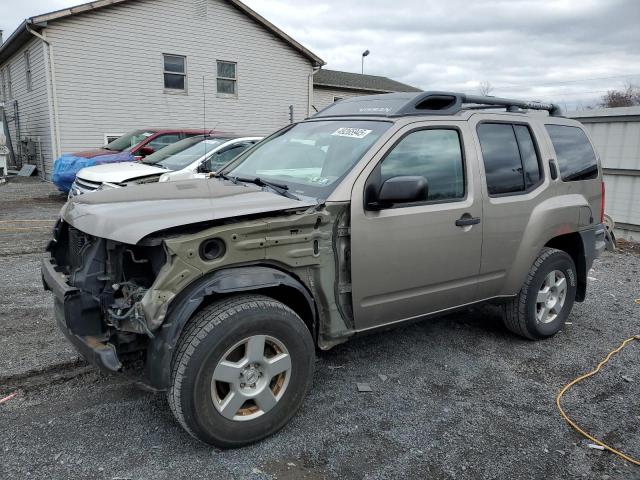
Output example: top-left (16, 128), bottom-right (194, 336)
top-left (42, 255), bottom-right (122, 372)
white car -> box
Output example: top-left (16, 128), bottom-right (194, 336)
top-left (70, 136), bottom-right (262, 196)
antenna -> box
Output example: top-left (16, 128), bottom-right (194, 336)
top-left (203, 75), bottom-right (207, 163)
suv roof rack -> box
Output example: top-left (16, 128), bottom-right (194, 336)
top-left (312, 91), bottom-right (563, 118)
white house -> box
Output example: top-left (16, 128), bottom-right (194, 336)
top-left (0, 0), bottom-right (325, 179)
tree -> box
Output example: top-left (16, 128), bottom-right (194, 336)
top-left (478, 80), bottom-right (493, 96)
top-left (600, 83), bottom-right (640, 108)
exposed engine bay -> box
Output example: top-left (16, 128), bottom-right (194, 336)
top-left (48, 220), bottom-right (166, 351)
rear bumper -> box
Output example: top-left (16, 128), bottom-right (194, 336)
top-left (42, 255), bottom-right (122, 372)
top-left (594, 224), bottom-right (606, 259)
top-left (579, 223), bottom-right (606, 272)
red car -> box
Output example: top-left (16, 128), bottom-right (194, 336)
top-left (73, 129), bottom-right (221, 160)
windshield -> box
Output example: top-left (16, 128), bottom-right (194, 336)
top-left (104, 130), bottom-right (155, 151)
top-left (224, 120), bottom-right (391, 199)
top-left (143, 136), bottom-right (228, 170)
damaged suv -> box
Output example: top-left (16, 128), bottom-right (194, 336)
top-left (43, 92), bottom-right (606, 447)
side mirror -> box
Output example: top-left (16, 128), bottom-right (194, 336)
top-left (198, 158), bottom-right (213, 173)
top-left (368, 176), bottom-right (428, 210)
top-left (138, 146), bottom-right (154, 156)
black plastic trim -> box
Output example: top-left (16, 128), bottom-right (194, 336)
top-left (575, 224), bottom-right (605, 302)
top-left (144, 265), bottom-right (317, 390)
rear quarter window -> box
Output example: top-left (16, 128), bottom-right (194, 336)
top-left (545, 125), bottom-right (598, 181)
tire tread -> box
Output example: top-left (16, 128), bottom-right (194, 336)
top-left (167, 294), bottom-right (298, 442)
top-left (503, 247), bottom-right (564, 340)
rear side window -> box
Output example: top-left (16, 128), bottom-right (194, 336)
top-left (545, 125), bottom-right (598, 181)
top-left (380, 128), bottom-right (465, 202)
top-left (477, 123), bottom-right (542, 196)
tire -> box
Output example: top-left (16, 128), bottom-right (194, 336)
top-left (168, 294), bottom-right (315, 447)
top-left (503, 247), bottom-right (577, 340)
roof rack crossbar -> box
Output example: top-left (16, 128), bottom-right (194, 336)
top-left (461, 94), bottom-right (562, 116)
top-left (311, 91), bottom-right (564, 119)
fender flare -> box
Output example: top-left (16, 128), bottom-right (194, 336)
top-left (144, 265), bottom-right (316, 390)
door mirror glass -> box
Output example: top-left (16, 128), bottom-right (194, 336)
top-left (370, 176), bottom-right (428, 209)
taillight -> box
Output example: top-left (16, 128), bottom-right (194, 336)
top-left (600, 181), bottom-right (605, 224)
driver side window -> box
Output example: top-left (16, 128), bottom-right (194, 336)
top-left (380, 129), bottom-right (465, 202)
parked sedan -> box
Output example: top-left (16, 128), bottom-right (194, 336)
top-left (70, 136), bottom-right (261, 196)
top-left (52, 128), bottom-right (218, 193)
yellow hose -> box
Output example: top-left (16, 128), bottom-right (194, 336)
top-left (556, 335), bottom-right (640, 466)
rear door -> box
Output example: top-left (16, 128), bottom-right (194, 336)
top-left (469, 114), bottom-right (549, 299)
top-left (350, 121), bottom-right (484, 331)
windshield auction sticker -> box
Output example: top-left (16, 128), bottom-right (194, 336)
top-left (331, 128), bottom-right (372, 139)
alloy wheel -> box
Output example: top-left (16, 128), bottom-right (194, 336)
top-left (535, 270), bottom-right (567, 324)
top-left (210, 335), bottom-right (291, 421)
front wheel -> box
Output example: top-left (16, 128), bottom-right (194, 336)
top-left (503, 247), bottom-right (577, 340)
top-left (168, 295), bottom-right (315, 447)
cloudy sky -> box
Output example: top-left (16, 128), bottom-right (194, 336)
top-left (2, 0), bottom-right (639, 110)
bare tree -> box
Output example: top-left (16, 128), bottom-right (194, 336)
top-left (478, 80), bottom-right (494, 96)
top-left (600, 83), bottom-right (640, 108)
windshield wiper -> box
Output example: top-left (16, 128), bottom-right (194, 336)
top-left (234, 176), bottom-right (300, 200)
top-left (213, 172), bottom-right (237, 183)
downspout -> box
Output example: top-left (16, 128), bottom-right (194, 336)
top-left (26, 24), bottom-right (61, 161)
top-left (308, 65), bottom-right (321, 118)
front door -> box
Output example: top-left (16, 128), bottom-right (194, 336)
top-left (350, 122), bottom-right (483, 331)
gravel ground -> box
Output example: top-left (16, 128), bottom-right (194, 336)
top-left (0, 178), bottom-right (77, 377)
top-left (1, 178), bottom-right (639, 479)
top-left (0, 177), bottom-right (66, 256)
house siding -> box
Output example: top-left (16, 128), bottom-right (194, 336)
top-left (313, 86), bottom-right (367, 113)
top-left (0, 37), bottom-right (53, 178)
top-left (44, 0), bottom-right (313, 158)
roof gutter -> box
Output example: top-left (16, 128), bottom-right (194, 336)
top-left (25, 23), bottom-right (61, 159)
top-left (308, 65), bottom-right (322, 116)
top-left (313, 83), bottom-right (397, 94)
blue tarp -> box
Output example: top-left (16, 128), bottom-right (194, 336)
top-left (52, 151), bottom-right (134, 192)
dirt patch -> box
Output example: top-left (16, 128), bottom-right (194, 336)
top-left (615, 238), bottom-right (640, 255)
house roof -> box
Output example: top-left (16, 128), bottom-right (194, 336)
top-left (0, 0), bottom-right (325, 66)
top-left (313, 69), bottom-right (421, 94)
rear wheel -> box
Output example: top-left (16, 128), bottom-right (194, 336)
top-left (503, 247), bottom-right (577, 340)
top-left (168, 295), bottom-right (315, 447)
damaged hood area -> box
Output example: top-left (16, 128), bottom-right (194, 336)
top-left (62, 178), bottom-right (317, 244)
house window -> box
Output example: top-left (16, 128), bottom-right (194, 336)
top-left (333, 96), bottom-right (344, 102)
top-left (24, 50), bottom-right (33, 91)
top-left (216, 61), bottom-right (237, 95)
top-left (104, 133), bottom-right (124, 144)
top-left (163, 54), bottom-right (186, 91)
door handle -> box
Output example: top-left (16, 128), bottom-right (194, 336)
top-left (455, 215), bottom-right (481, 227)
